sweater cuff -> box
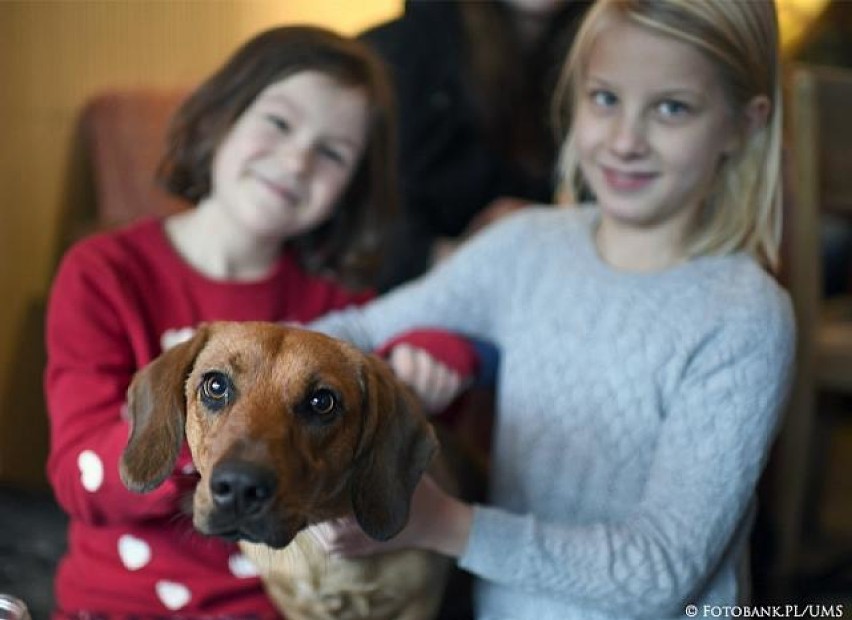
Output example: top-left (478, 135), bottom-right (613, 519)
top-left (458, 504), bottom-right (535, 581)
top-left (375, 329), bottom-right (479, 379)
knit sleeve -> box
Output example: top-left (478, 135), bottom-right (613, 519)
top-left (45, 241), bottom-right (194, 525)
top-left (310, 210), bottom-right (528, 348)
top-left (459, 289), bottom-right (795, 616)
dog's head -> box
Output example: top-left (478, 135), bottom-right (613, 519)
top-left (120, 321), bottom-right (438, 548)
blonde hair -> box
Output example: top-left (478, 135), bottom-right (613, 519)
top-left (553, 0), bottom-right (783, 271)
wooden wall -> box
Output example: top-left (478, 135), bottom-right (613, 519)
top-left (0, 0), bottom-right (400, 488)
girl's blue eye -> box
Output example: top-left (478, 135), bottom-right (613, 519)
top-left (657, 100), bottom-right (691, 119)
top-left (590, 89), bottom-right (617, 109)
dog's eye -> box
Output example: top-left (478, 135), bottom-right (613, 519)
top-left (308, 389), bottom-right (336, 416)
top-left (200, 371), bottom-right (233, 410)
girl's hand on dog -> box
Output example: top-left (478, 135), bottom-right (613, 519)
top-left (311, 474), bottom-right (473, 559)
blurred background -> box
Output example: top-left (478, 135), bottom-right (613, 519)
top-left (0, 0), bottom-right (851, 615)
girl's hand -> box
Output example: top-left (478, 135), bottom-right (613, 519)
top-left (388, 344), bottom-right (469, 414)
top-left (310, 475), bottom-right (473, 559)
top-left (465, 196), bottom-right (529, 236)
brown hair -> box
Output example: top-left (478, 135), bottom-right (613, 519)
top-left (459, 1), bottom-right (587, 178)
top-left (158, 25), bottom-right (397, 289)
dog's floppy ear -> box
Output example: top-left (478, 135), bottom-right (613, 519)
top-left (350, 354), bottom-right (438, 541)
top-left (119, 326), bottom-right (210, 493)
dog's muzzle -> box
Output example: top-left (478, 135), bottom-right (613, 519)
top-left (199, 460), bottom-right (302, 548)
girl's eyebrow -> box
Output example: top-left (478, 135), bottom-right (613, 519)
top-left (261, 92), bottom-right (300, 112)
top-left (584, 74), bottom-right (612, 87)
top-left (653, 88), bottom-right (704, 101)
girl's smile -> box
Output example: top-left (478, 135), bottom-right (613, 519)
top-left (600, 166), bottom-right (658, 193)
top-left (251, 170), bottom-right (302, 208)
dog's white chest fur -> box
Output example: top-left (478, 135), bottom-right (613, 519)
top-left (240, 532), bottom-right (450, 620)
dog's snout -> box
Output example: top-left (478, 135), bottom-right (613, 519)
top-left (210, 461), bottom-right (277, 517)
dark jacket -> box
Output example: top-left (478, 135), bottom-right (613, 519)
top-left (362, 0), bottom-right (589, 289)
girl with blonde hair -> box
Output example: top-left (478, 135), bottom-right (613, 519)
top-left (312, 1), bottom-right (795, 617)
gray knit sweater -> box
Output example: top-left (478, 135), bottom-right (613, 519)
top-left (311, 206), bottom-right (795, 619)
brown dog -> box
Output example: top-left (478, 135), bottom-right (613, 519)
top-left (120, 321), bottom-right (456, 619)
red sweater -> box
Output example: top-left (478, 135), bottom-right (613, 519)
top-left (44, 218), bottom-right (475, 618)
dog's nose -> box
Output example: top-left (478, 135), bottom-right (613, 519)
top-left (209, 461), bottom-right (277, 517)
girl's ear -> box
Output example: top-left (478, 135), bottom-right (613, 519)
top-left (744, 94), bottom-right (772, 137)
top-left (724, 95), bottom-right (772, 156)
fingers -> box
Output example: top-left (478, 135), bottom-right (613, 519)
top-left (389, 344), bottom-right (465, 414)
top-left (430, 237), bottom-right (461, 265)
top-left (308, 517), bottom-right (377, 558)
top-left (309, 515), bottom-right (415, 558)
top-left (466, 196), bottom-right (528, 235)
top-left (308, 476), bottom-right (460, 559)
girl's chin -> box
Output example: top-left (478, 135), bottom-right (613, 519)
top-left (250, 213), bottom-right (330, 241)
top-left (233, 209), bottom-right (293, 238)
top-left (597, 203), bottom-right (661, 229)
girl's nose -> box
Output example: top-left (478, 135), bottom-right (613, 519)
top-left (608, 113), bottom-right (648, 158)
top-left (278, 142), bottom-right (312, 176)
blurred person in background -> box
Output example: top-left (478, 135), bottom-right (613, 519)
top-left (363, 0), bottom-right (591, 289)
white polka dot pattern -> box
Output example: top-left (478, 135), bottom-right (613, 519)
top-left (155, 580), bottom-right (192, 610)
top-left (117, 534), bottom-right (151, 571)
top-left (228, 553), bottom-right (259, 578)
top-left (160, 327), bottom-right (196, 352)
top-left (77, 450), bottom-right (104, 492)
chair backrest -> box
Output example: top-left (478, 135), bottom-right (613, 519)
top-left (786, 64), bottom-right (852, 351)
top-left (769, 63), bottom-right (852, 582)
top-left (81, 88), bottom-right (191, 228)
top-left (791, 64), bottom-right (852, 216)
